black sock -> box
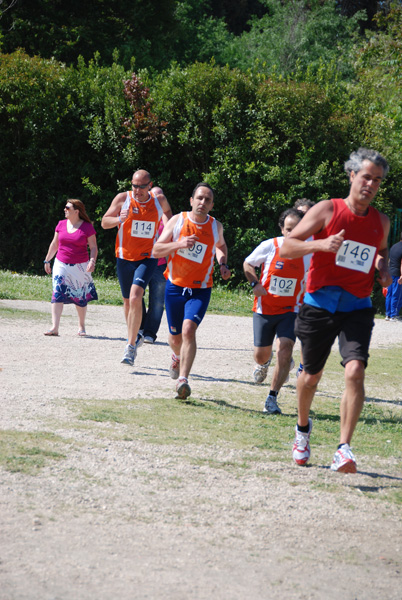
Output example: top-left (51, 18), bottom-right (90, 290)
top-left (297, 423), bottom-right (310, 433)
top-left (269, 390), bottom-right (278, 397)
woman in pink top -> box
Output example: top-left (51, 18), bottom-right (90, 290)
top-left (43, 199), bottom-right (98, 336)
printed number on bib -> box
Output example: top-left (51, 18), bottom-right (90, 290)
top-left (177, 242), bottom-right (207, 264)
top-left (269, 276), bottom-right (297, 296)
top-left (335, 240), bottom-right (376, 274)
top-left (131, 220), bottom-right (155, 239)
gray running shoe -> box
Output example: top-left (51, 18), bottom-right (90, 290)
top-left (169, 354), bottom-right (180, 380)
top-left (263, 394), bottom-right (282, 414)
top-left (121, 343), bottom-right (137, 366)
top-left (253, 358), bottom-right (271, 384)
top-left (136, 333), bottom-right (144, 348)
top-left (144, 335), bottom-right (155, 344)
top-left (292, 418), bottom-right (313, 465)
top-left (176, 378), bottom-right (191, 399)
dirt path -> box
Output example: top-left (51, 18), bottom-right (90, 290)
top-left (1, 299), bottom-right (401, 600)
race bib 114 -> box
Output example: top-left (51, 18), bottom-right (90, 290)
top-left (335, 240), bottom-right (376, 274)
top-left (131, 220), bottom-right (155, 239)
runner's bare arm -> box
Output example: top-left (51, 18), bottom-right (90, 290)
top-left (215, 222), bottom-right (231, 280)
top-left (376, 213), bottom-right (392, 287)
top-left (243, 260), bottom-right (267, 296)
top-left (155, 192), bottom-right (173, 221)
top-left (153, 215), bottom-right (198, 258)
top-left (101, 193), bottom-right (127, 229)
top-left (280, 200), bottom-right (344, 258)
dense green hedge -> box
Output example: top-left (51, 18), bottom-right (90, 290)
top-left (0, 50), bottom-right (401, 314)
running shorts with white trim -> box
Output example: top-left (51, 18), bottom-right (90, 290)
top-left (253, 311), bottom-right (297, 347)
top-left (295, 303), bottom-right (375, 374)
top-left (164, 280), bottom-right (212, 335)
top-left (116, 257), bottom-right (157, 298)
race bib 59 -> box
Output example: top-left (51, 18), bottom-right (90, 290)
top-left (177, 241), bottom-right (207, 264)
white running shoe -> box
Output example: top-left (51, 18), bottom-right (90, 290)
top-left (121, 343), bottom-right (137, 366)
top-left (176, 378), bottom-right (191, 399)
top-left (263, 394), bottom-right (282, 414)
top-left (253, 358), bottom-right (271, 384)
top-left (144, 335), bottom-right (155, 344)
top-left (292, 418), bottom-right (312, 465)
top-left (330, 444), bottom-right (357, 473)
top-left (169, 354), bottom-right (180, 380)
top-left (284, 357), bottom-right (295, 384)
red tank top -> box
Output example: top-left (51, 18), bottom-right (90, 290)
top-left (115, 191), bottom-right (163, 261)
top-left (307, 198), bottom-right (384, 298)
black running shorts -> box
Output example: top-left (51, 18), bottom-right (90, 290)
top-left (295, 304), bottom-right (375, 375)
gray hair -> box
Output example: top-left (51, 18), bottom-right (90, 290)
top-left (344, 148), bottom-right (389, 177)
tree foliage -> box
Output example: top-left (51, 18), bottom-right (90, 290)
top-left (1, 0), bottom-right (402, 310)
top-left (0, 0), bottom-right (178, 69)
top-left (219, 0), bottom-right (364, 79)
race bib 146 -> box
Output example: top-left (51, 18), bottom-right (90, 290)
top-left (335, 240), bottom-right (376, 274)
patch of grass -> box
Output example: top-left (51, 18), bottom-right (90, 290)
top-left (0, 306), bottom-right (48, 321)
top-left (208, 284), bottom-right (252, 316)
top-left (68, 345), bottom-right (402, 504)
top-left (74, 396), bottom-right (292, 455)
top-left (0, 430), bottom-right (67, 474)
top-left (0, 269), bottom-right (123, 306)
top-left (0, 269), bottom-right (251, 316)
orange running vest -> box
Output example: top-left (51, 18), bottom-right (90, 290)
top-left (165, 212), bottom-right (219, 288)
top-left (253, 237), bottom-right (308, 315)
top-left (115, 191), bottom-right (163, 261)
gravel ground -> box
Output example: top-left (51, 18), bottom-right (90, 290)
top-left (0, 299), bottom-right (401, 600)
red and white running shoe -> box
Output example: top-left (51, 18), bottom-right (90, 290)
top-left (292, 418), bottom-right (312, 466)
top-left (169, 354), bottom-right (180, 380)
top-left (330, 444), bottom-right (357, 473)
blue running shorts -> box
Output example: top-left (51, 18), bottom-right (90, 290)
top-left (253, 311), bottom-right (297, 347)
top-left (116, 257), bottom-right (157, 298)
top-left (165, 280), bottom-right (212, 335)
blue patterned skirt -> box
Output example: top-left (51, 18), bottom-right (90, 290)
top-left (51, 258), bottom-right (98, 307)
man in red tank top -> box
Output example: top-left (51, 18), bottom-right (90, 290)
top-left (102, 170), bottom-right (172, 366)
top-left (281, 148), bottom-right (392, 473)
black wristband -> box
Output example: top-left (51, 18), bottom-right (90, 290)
top-left (219, 263), bottom-right (229, 269)
top-left (43, 260), bottom-right (51, 264)
top-left (250, 281), bottom-right (258, 288)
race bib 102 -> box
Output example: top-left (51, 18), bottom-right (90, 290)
top-left (269, 276), bottom-right (297, 296)
top-left (335, 240), bottom-right (376, 274)
top-left (177, 241), bottom-right (207, 264)
top-left (131, 220), bottom-right (155, 239)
